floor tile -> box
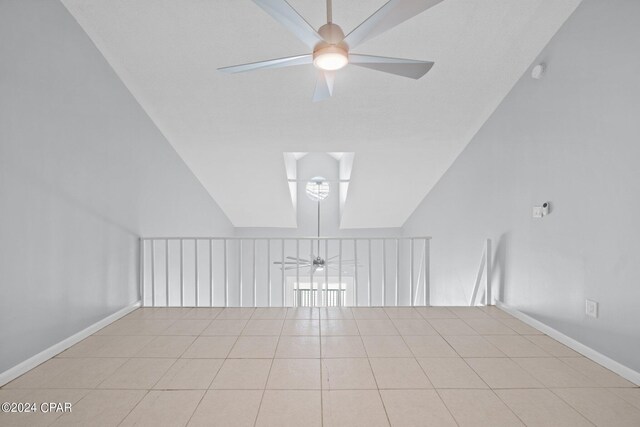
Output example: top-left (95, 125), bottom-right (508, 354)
top-left (608, 387), bottom-right (640, 410)
top-left (98, 358), bottom-right (175, 389)
top-left (267, 359), bottom-right (321, 389)
top-left (323, 390), bottom-right (389, 427)
top-left (281, 319), bottom-right (320, 335)
top-left (356, 319), bottom-right (398, 335)
top-left (160, 319), bottom-right (211, 336)
top-left (201, 319), bottom-right (248, 335)
top-left (319, 307), bottom-right (354, 319)
top-left (256, 390), bottom-right (321, 427)
top-left (187, 390), bottom-right (262, 427)
top-left (560, 357), bottom-right (636, 387)
top-left (438, 389), bottom-right (524, 426)
top-left (5, 358), bottom-right (126, 389)
top-left (216, 308), bottom-right (255, 319)
top-left (120, 390), bottom-right (204, 427)
top-left (182, 308), bottom-right (223, 319)
top-left (229, 336), bottom-right (278, 358)
top-left (251, 307), bottom-right (287, 319)
top-left (391, 318), bottom-right (438, 335)
top-left (286, 308), bottom-right (319, 319)
top-left (276, 336), bottom-right (320, 358)
top-left (369, 358), bottom-right (432, 389)
top-left (241, 319), bottom-right (284, 335)
top-left (50, 389), bottom-right (147, 427)
top-left (403, 335), bottom-right (458, 357)
top-left (414, 307), bottom-right (457, 319)
top-left (513, 357), bottom-right (597, 388)
top-left (135, 336), bottom-right (196, 358)
top-left (428, 319), bottom-right (478, 335)
top-left (498, 318), bottom-right (544, 334)
top-left (321, 336), bottom-right (366, 358)
top-left (483, 335), bottom-right (551, 357)
top-left (321, 358), bottom-right (377, 389)
top-left (58, 335), bottom-right (154, 358)
top-left (495, 388), bottom-right (592, 427)
top-left (96, 318), bottom-right (175, 335)
top-left (181, 336), bottom-right (237, 358)
top-left (552, 387), bottom-right (640, 426)
top-left (0, 389), bottom-right (88, 427)
top-left (362, 336), bottom-right (412, 357)
top-left (154, 359), bottom-right (223, 390)
top-left (126, 308), bottom-right (192, 319)
top-left (480, 307), bottom-right (514, 319)
top-left (417, 358), bottom-right (487, 388)
top-left (443, 335), bottom-right (505, 357)
top-left (384, 307), bottom-right (422, 319)
top-left (320, 319), bottom-right (359, 335)
top-left (381, 389), bottom-right (457, 427)
top-left (448, 307), bottom-right (491, 319)
top-left (210, 359), bottom-right (271, 389)
top-left (463, 318), bottom-right (516, 335)
top-left (524, 335), bottom-right (582, 357)
top-left (351, 307), bottom-right (389, 320)
top-left (466, 357), bottom-right (544, 388)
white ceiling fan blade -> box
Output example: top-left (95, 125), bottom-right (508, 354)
top-left (350, 54), bottom-right (434, 79)
top-left (218, 54), bottom-right (312, 73)
top-left (252, 0), bottom-right (324, 49)
top-left (312, 70), bottom-right (335, 102)
top-left (282, 265), bottom-right (312, 270)
top-left (287, 256), bottom-right (311, 262)
top-left (344, 0), bottom-right (444, 49)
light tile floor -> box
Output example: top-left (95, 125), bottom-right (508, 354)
top-left (1, 306), bottom-right (639, 426)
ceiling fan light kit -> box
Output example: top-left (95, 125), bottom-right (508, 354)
top-left (218, 0), bottom-right (443, 101)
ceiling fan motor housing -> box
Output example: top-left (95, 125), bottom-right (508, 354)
top-left (313, 23), bottom-right (349, 71)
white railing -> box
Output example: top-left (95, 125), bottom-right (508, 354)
top-left (139, 237), bottom-right (431, 307)
top-left (469, 238), bottom-right (493, 306)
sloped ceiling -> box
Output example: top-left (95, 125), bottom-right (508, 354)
top-left (62, 0), bottom-right (581, 228)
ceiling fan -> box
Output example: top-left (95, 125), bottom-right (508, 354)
top-left (273, 177), bottom-right (359, 273)
top-left (218, 0), bottom-right (443, 101)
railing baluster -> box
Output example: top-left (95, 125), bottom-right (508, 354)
top-left (423, 238), bottom-right (429, 306)
top-left (195, 239), bottom-right (199, 307)
top-left (140, 239), bottom-right (145, 306)
top-left (239, 239), bottom-right (243, 307)
top-left (210, 239), bottom-right (214, 307)
top-left (267, 239), bottom-right (271, 307)
top-left (324, 239), bottom-right (329, 307)
top-left (395, 238), bottom-right (399, 307)
top-left (382, 239), bottom-right (386, 306)
top-left (224, 239), bottom-right (228, 307)
top-left (180, 239), bottom-right (184, 307)
top-left (368, 238), bottom-right (372, 307)
top-left (309, 240), bottom-right (314, 307)
top-left (338, 239), bottom-right (342, 307)
top-left (409, 238), bottom-right (414, 307)
top-left (151, 240), bottom-right (155, 307)
top-left (165, 239), bottom-right (169, 306)
top-left (296, 239), bottom-right (300, 307)
top-left (281, 239), bottom-right (285, 307)
top-left (354, 239), bottom-right (358, 307)
top-left (252, 239), bottom-right (257, 307)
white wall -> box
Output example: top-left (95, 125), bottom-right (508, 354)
top-left (403, 0), bottom-right (640, 372)
top-left (0, 0), bottom-right (233, 374)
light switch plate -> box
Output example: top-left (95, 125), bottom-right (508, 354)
top-left (585, 299), bottom-right (598, 318)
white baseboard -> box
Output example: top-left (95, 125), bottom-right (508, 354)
top-left (0, 301), bottom-right (141, 387)
top-left (496, 301), bottom-right (640, 386)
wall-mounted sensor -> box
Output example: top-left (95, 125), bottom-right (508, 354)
top-left (531, 63), bottom-right (546, 80)
top-left (541, 202), bottom-right (551, 216)
top-left (533, 202), bottom-right (551, 218)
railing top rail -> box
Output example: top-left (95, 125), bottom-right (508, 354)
top-left (141, 236), bottom-right (432, 241)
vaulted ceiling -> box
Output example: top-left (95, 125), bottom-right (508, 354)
top-left (62, 0), bottom-right (581, 228)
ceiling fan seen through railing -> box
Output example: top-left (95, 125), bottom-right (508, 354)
top-left (273, 177), bottom-right (360, 273)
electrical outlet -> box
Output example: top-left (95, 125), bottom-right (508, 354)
top-left (585, 299), bottom-right (598, 318)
